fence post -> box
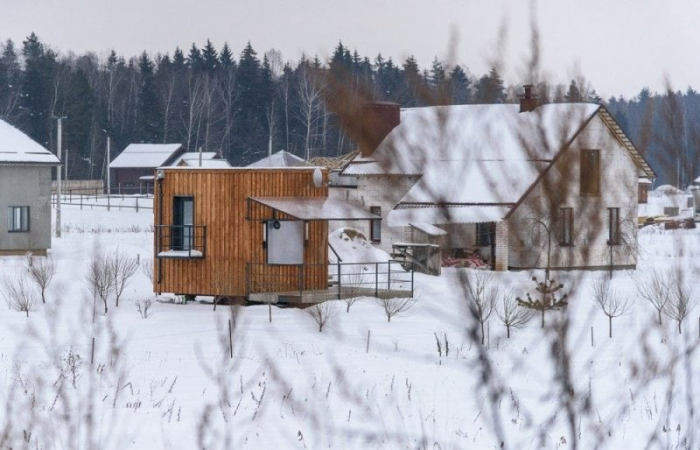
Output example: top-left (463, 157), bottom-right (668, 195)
top-left (411, 262), bottom-right (414, 297)
top-left (366, 330), bottom-right (371, 353)
top-left (135, 197), bottom-right (139, 213)
top-left (387, 262), bottom-right (391, 291)
top-left (375, 263), bottom-right (379, 297)
top-left (107, 194), bottom-right (110, 211)
top-left (80, 193), bottom-right (83, 210)
top-left (337, 262), bottom-right (341, 300)
top-left (591, 326), bottom-right (595, 347)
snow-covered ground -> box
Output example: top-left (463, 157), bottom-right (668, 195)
top-left (0, 203), bottom-right (697, 449)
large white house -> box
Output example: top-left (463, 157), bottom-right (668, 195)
top-left (338, 91), bottom-right (656, 271)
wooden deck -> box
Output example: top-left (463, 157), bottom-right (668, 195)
top-left (248, 285), bottom-right (413, 304)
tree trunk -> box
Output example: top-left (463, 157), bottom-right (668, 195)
top-left (268, 302), bottom-right (272, 323)
top-left (104, 299), bottom-right (108, 314)
top-left (678, 320), bottom-right (682, 334)
top-left (480, 321), bottom-right (485, 345)
top-left (319, 324), bottom-right (322, 332)
top-left (658, 309), bottom-right (663, 325)
top-left (541, 308), bottom-right (545, 328)
top-left (506, 324), bottom-right (511, 339)
top-left (387, 314), bottom-right (391, 323)
top-left (41, 287), bottom-right (46, 304)
top-left (25, 309), bottom-right (29, 318)
top-left (346, 303), bottom-right (350, 313)
top-left (608, 316), bottom-right (612, 338)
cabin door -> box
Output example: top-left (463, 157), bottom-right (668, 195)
top-left (173, 196), bottom-right (194, 250)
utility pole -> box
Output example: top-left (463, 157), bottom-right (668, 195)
top-left (54, 116), bottom-right (67, 238)
top-left (106, 134), bottom-right (111, 195)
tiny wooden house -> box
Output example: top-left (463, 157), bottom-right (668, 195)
top-left (153, 167), bottom-right (379, 300)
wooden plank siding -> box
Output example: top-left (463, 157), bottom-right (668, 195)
top-left (154, 168), bottom-right (329, 297)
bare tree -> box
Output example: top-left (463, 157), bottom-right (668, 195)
top-left (2, 274), bottom-right (37, 317)
top-left (495, 286), bottom-right (533, 338)
top-left (305, 300), bottom-right (338, 332)
top-left (85, 250), bottom-right (115, 314)
top-left (635, 268), bottom-right (670, 325)
top-left (296, 63), bottom-right (325, 160)
top-left (464, 270), bottom-right (498, 345)
top-left (591, 278), bottom-right (631, 338)
top-left (665, 272), bottom-right (696, 334)
top-left (25, 252), bottom-right (56, 304)
top-left (141, 258), bottom-right (154, 285)
top-left (341, 269), bottom-right (367, 313)
top-left (377, 296), bottom-right (416, 322)
top-left (110, 250), bottom-right (138, 308)
top-left (135, 299), bottom-right (153, 319)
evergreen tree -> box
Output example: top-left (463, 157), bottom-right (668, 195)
top-left (135, 52), bottom-right (161, 142)
top-left (219, 43), bottom-right (234, 70)
top-left (234, 42), bottom-right (265, 163)
top-left (448, 65), bottom-right (470, 105)
top-left (187, 43), bottom-right (203, 71)
top-left (564, 80), bottom-right (583, 102)
top-left (473, 68), bottom-right (505, 103)
top-left (20, 32), bottom-right (57, 147)
top-left (201, 39), bottom-right (218, 74)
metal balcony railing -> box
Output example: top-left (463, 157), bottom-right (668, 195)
top-left (155, 225), bottom-right (207, 259)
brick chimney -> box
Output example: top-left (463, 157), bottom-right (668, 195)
top-left (359, 102), bottom-right (401, 157)
top-left (519, 84), bottom-right (538, 113)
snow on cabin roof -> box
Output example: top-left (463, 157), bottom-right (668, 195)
top-left (110, 143), bottom-right (183, 168)
top-left (249, 197), bottom-right (380, 221)
top-left (178, 159), bottom-right (231, 168)
top-left (171, 152), bottom-right (218, 166)
top-left (388, 204), bottom-right (511, 226)
top-left (0, 119), bottom-right (60, 165)
top-left (247, 150), bottom-right (309, 168)
top-left (344, 103), bottom-right (600, 206)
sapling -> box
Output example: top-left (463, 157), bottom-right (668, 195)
top-left (2, 274), bottom-right (38, 317)
top-left (664, 273), bottom-right (696, 334)
top-left (635, 268), bottom-right (670, 325)
top-left (496, 286), bottom-right (533, 338)
top-left (25, 252), bottom-right (56, 304)
top-left (305, 300), bottom-right (338, 332)
top-left (464, 270), bottom-right (497, 344)
top-left (377, 296), bottom-right (416, 322)
top-left (591, 278), bottom-right (631, 338)
top-left (517, 272), bottom-right (568, 328)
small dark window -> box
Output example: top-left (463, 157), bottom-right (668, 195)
top-left (608, 207), bottom-right (620, 245)
top-left (580, 149), bottom-right (601, 196)
top-left (370, 206), bottom-right (381, 242)
top-left (559, 207), bottom-right (573, 246)
top-left (172, 196), bottom-right (194, 250)
top-left (8, 206), bottom-right (30, 232)
top-left (476, 223), bottom-right (495, 246)
top-left (638, 184), bottom-right (649, 204)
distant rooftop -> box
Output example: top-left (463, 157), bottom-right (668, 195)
top-left (110, 143), bottom-right (183, 168)
top-left (246, 150), bottom-right (309, 168)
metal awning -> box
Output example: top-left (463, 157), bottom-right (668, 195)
top-left (388, 204), bottom-right (511, 226)
top-left (248, 196), bottom-right (380, 221)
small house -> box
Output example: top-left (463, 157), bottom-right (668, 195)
top-left (153, 167), bottom-right (412, 303)
top-left (110, 143), bottom-right (184, 191)
top-left (0, 119), bottom-right (61, 255)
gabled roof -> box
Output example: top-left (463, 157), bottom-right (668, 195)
top-left (0, 119), bottom-right (60, 165)
top-left (110, 143), bottom-right (183, 168)
top-left (179, 159), bottom-right (231, 168)
top-left (344, 104), bottom-right (600, 213)
top-left (247, 150), bottom-right (309, 168)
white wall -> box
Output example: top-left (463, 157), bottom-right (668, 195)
top-left (507, 113), bottom-right (639, 269)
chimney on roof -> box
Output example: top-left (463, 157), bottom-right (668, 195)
top-left (519, 84), bottom-right (538, 113)
top-left (359, 102), bottom-right (401, 157)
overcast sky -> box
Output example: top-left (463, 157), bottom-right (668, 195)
top-left (2, 0), bottom-right (699, 99)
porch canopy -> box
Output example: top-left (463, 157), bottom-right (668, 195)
top-left (248, 196), bottom-right (380, 221)
top-left (387, 204), bottom-right (511, 226)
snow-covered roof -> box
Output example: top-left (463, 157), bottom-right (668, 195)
top-left (250, 197), bottom-right (380, 221)
top-left (0, 119), bottom-right (60, 165)
top-left (247, 150), bottom-right (309, 168)
top-left (638, 177), bottom-right (653, 185)
top-left (344, 103), bottom-right (600, 206)
top-left (178, 158), bottom-right (231, 168)
top-left (171, 152), bottom-right (218, 166)
top-left (110, 143), bottom-right (183, 168)
top-left (388, 205), bottom-right (511, 226)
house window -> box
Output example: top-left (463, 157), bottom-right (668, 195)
top-left (476, 223), bottom-right (494, 246)
top-left (370, 206), bottom-right (381, 242)
top-left (8, 206), bottom-right (30, 232)
top-left (172, 196), bottom-right (194, 250)
top-left (580, 149), bottom-right (601, 196)
top-left (608, 207), bottom-right (620, 245)
top-left (559, 207), bottom-right (573, 246)
top-left (638, 184), bottom-right (649, 204)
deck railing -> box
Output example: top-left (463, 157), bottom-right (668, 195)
top-left (155, 225), bottom-right (207, 259)
top-left (245, 260), bottom-right (414, 300)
